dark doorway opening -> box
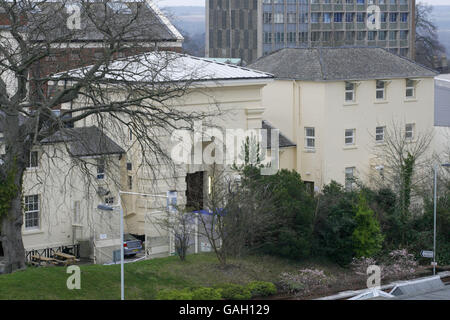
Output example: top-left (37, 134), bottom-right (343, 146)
top-left (304, 181), bottom-right (315, 197)
top-left (186, 171), bottom-right (204, 211)
top-left (0, 241), bottom-right (4, 257)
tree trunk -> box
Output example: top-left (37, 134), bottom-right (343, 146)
top-left (0, 167), bottom-right (26, 273)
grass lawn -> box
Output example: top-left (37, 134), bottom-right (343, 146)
top-left (1, 253), bottom-right (435, 300)
top-left (0, 253), bottom-right (322, 300)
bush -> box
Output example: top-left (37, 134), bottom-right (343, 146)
top-left (191, 287), bottom-right (222, 300)
top-left (313, 181), bottom-right (357, 265)
top-left (246, 281), bottom-right (277, 297)
top-left (156, 288), bottom-right (193, 300)
top-left (278, 269), bottom-right (333, 295)
top-left (214, 283), bottom-right (252, 300)
top-left (257, 170), bottom-right (315, 259)
top-left (353, 194), bottom-right (384, 258)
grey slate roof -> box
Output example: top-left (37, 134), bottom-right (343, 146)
top-left (249, 47), bottom-right (438, 81)
top-left (262, 120), bottom-right (296, 149)
top-left (13, 1), bottom-right (182, 43)
top-left (41, 126), bottom-right (125, 157)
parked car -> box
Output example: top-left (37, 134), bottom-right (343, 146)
top-left (123, 234), bottom-right (143, 257)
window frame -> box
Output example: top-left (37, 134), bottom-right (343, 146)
top-left (406, 79), bottom-right (416, 99)
top-left (26, 151), bottom-right (39, 169)
top-left (375, 126), bottom-right (385, 143)
top-left (405, 123), bottom-right (414, 140)
top-left (376, 80), bottom-right (386, 100)
top-left (305, 127), bottom-right (316, 149)
top-left (345, 167), bottom-right (356, 192)
top-left (24, 195), bottom-right (40, 230)
top-left (97, 158), bottom-right (105, 180)
top-left (345, 129), bottom-right (356, 145)
top-left (345, 82), bottom-right (356, 102)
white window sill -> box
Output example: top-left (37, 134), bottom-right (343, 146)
top-left (23, 229), bottom-right (44, 235)
top-left (374, 100), bottom-right (388, 104)
top-left (343, 145), bottom-right (358, 150)
top-left (343, 102), bottom-right (358, 107)
top-left (303, 148), bottom-right (316, 153)
top-left (375, 142), bottom-right (386, 146)
top-left (404, 98), bottom-right (417, 103)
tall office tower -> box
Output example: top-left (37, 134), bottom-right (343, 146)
top-left (206, 0), bottom-right (416, 64)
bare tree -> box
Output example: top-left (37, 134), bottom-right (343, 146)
top-left (371, 120), bottom-right (434, 220)
top-left (154, 207), bottom-right (196, 261)
top-left (0, 0), bottom-right (211, 273)
top-left (415, 2), bottom-right (447, 69)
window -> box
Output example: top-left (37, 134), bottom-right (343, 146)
top-left (405, 123), bottom-right (414, 140)
top-left (406, 79), bottom-right (416, 98)
top-left (26, 151), bottom-right (38, 169)
top-left (263, 12), bottom-right (273, 24)
top-left (368, 31), bottom-right (376, 41)
top-left (400, 13), bottom-right (408, 22)
top-left (389, 13), bottom-right (398, 23)
top-left (356, 12), bottom-right (365, 23)
top-left (389, 31), bottom-right (397, 40)
top-left (311, 13), bottom-right (320, 23)
top-left (345, 129), bottom-right (356, 145)
top-left (287, 12), bottom-right (296, 24)
top-left (357, 31), bottom-right (366, 40)
top-left (264, 32), bottom-right (272, 44)
top-left (323, 13), bottom-right (332, 23)
top-left (311, 32), bottom-right (321, 42)
top-left (376, 126), bottom-right (385, 142)
top-left (400, 30), bottom-right (408, 40)
top-left (345, 13), bottom-right (354, 23)
top-left (24, 195), bottom-right (39, 229)
top-left (305, 127), bottom-right (315, 149)
top-left (334, 13), bottom-right (343, 23)
top-left (73, 201), bottom-right (81, 224)
top-left (376, 80), bottom-right (386, 100)
top-left (299, 32), bottom-right (308, 43)
top-left (345, 167), bottom-right (355, 191)
top-left (128, 176), bottom-right (133, 190)
top-left (378, 31), bottom-right (387, 40)
top-left (345, 82), bottom-right (355, 102)
top-left (97, 158), bottom-right (105, 180)
top-left (287, 32), bottom-right (296, 43)
top-left (70, 51), bottom-right (80, 61)
top-left (275, 32), bottom-right (284, 43)
top-left (127, 162), bottom-right (132, 171)
top-left (105, 197), bottom-right (115, 205)
top-left (274, 13), bottom-right (284, 23)
top-left (299, 12), bottom-right (308, 24)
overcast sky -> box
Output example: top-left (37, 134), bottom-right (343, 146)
top-left (156, 0), bottom-right (449, 7)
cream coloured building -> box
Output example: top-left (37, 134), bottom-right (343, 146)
top-left (1, 53), bottom-right (284, 263)
top-left (249, 47), bottom-right (439, 191)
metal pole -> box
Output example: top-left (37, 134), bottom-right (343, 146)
top-left (119, 196), bottom-right (125, 300)
top-left (433, 165), bottom-right (437, 276)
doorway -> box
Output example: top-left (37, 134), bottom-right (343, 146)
top-left (186, 171), bottom-right (204, 211)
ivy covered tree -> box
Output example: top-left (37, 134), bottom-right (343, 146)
top-left (352, 194), bottom-right (384, 258)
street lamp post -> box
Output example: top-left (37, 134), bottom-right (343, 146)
top-left (433, 163), bottom-right (450, 276)
top-left (97, 190), bottom-right (169, 300)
